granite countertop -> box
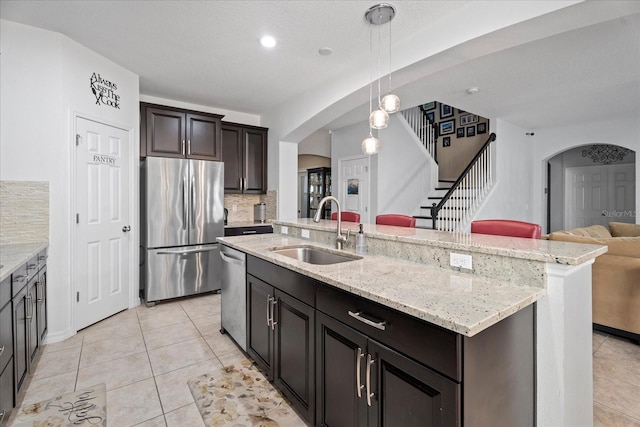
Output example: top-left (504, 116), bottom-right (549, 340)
top-left (218, 233), bottom-right (546, 337)
top-left (0, 241), bottom-right (49, 282)
top-left (273, 219), bottom-right (607, 266)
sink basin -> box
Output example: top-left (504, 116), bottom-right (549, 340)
top-left (270, 245), bottom-right (361, 265)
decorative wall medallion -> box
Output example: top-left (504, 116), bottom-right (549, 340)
top-left (581, 144), bottom-right (631, 164)
top-left (90, 73), bottom-right (120, 109)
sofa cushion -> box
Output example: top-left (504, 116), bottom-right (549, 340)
top-left (548, 233), bottom-right (640, 258)
top-left (554, 224), bottom-right (612, 238)
top-left (609, 222), bottom-right (640, 237)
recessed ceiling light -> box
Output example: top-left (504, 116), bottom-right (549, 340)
top-left (318, 47), bottom-right (333, 56)
top-left (260, 35), bottom-right (277, 48)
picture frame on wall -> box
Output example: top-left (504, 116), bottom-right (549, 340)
top-left (426, 111), bottom-right (435, 122)
top-left (466, 125), bottom-right (476, 137)
top-left (443, 136), bottom-right (451, 147)
top-left (456, 127), bottom-right (465, 138)
top-left (439, 119), bottom-right (455, 135)
top-left (421, 101), bottom-right (436, 111)
top-left (477, 122), bottom-right (487, 134)
top-left (460, 114), bottom-right (479, 125)
top-left (440, 103), bottom-right (454, 118)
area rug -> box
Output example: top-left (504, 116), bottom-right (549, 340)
top-left (188, 359), bottom-right (304, 426)
top-left (11, 383), bottom-right (106, 426)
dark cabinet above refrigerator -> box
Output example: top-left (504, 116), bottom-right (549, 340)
top-left (140, 102), bottom-right (223, 161)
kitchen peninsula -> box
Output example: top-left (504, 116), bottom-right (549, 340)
top-left (218, 219), bottom-right (606, 426)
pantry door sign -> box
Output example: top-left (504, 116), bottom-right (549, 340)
top-left (90, 72), bottom-right (121, 109)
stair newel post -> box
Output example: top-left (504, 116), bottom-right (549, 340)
top-left (431, 203), bottom-right (437, 230)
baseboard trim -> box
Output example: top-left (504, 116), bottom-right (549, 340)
top-left (593, 323), bottom-right (640, 344)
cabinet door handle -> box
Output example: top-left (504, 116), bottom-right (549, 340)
top-left (356, 347), bottom-right (364, 398)
top-left (366, 353), bottom-right (375, 406)
top-left (38, 255), bottom-right (48, 262)
top-left (37, 281), bottom-right (44, 303)
top-left (182, 140), bottom-right (186, 156)
top-left (348, 310), bottom-right (387, 331)
top-left (0, 409), bottom-right (5, 423)
top-left (266, 295), bottom-right (272, 327)
top-left (26, 295), bottom-right (33, 320)
top-left (0, 345), bottom-right (4, 356)
top-left (14, 275), bottom-right (26, 283)
top-left (187, 140), bottom-right (191, 156)
top-left (271, 298), bottom-right (278, 330)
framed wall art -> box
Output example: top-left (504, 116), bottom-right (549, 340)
top-left (460, 114), bottom-right (479, 125)
top-left (456, 127), bottom-right (465, 138)
top-left (477, 122), bottom-right (487, 134)
top-left (439, 119), bottom-right (455, 135)
top-left (440, 103), bottom-right (453, 118)
top-left (421, 101), bottom-right (436, 111)
top-left (466, 125), bottom-right (476, 137)
top-left (426, 111), bottom-right (435, 122)
top-left (443, 136), bottom-right (451, 147)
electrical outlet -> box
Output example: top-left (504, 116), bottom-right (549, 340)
top-left (301, 229), bottom-right (310, 238)
top-left (450, 252), bottom-right (473, 270)
top-left (281, 226), bottom-right (288, 234)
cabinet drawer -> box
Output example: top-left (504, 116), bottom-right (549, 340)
top-left (224, 225), bottom-right (273, 236)
top-left (0, 277), bottom-right (9, 310)
top-left (247, 256), bottom-right (315, 307)
top-left (0, 359), bottom-right (13, 427)
top-left (0, 303), bottom-right (12, 373)
top-left (11, 264), bottom-right (28, 297)
top-left (316, 284), bottom-right (462, 381)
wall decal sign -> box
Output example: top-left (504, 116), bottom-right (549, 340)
top-left (90, 72), bottom-right (120, 109)
top-left (582, 144), bottom-right (631, 165)
top-left (91, 154), bottom-right (117, 166)
top-left (347, 179), bottom-right (359, 195)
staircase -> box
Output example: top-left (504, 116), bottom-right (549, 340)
top-left (400, 106), bottom-right (496, 232)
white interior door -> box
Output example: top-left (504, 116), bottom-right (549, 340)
top-left (338, 157), bottom-right (370, 223)
top-left (565, 164), bottom-right (636, 229)
top-left (76, 117), bottom-right (130, 330)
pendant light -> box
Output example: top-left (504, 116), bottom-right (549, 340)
top-left (362, 3), bottom-right (399, 155)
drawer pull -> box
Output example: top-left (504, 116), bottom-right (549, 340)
top-left (14, 275), bottom-right (27, 283)
top-left (242, 230), bottom-right (257, 234)
top-left (0, 409), bottom-right (5, 423)
top-left (356, 347), bottom-right (364, 398)
top-left (348, 310), bottom-right (387, 331)
top-left (27, 263), bottom-right (37, 271)
top-left (0, 345), bottom-right (4, 356)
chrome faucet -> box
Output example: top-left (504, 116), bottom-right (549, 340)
top-left (313, 196), bottom-right (348, 250)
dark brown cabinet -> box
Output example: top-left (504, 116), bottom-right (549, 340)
top-left (221, 123), bottom-right (267, 194)
top-left (141, 103), bottom-right (223, 161)
top-left (0, 276), bottom-right (13, 427)
top-left (12, 281), bottom-right (29, 398)
top-left (246, 273), bottom-right (315, 423)
top-left (316, 312), bottom-right (458, 427)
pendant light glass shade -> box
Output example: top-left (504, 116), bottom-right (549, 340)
top-left (381, 93), bottom-right (400, 113)
top-left (361, 133), bottom-right (380, 155)
top-left (369, 108), bottom-right (389, 129)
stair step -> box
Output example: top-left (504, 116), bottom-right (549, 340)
top-left (439, 179), bottom-right (456, 183)
top-left (420, 206), bottom-right (467, 210)
top-left (414, 215), bottom-right (461, 221)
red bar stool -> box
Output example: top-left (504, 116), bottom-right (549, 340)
top-left (470, 219), bottom-right (541, 239)
top-left (331, 211), bottom-right (361, 222)
top-left (375, 214), bottom-right (416, 228)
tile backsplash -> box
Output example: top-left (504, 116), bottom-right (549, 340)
top-left (0, 180), bottom-right (50, 244)
top-left (224, 190), bottom-right (277, 223)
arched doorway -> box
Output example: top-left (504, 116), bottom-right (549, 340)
top-left (547, 144), bottom-right (636, 232)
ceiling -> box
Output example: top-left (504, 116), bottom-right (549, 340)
top-left (1, 1), bottom-right (640, 137)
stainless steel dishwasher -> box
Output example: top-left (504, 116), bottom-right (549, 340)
top-left (220, 245), bottom-right (247, 351)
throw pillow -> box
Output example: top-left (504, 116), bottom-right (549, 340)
top-left (609, 222), bottom-right (640, 237)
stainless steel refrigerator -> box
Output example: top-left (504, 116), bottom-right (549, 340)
top-left (140, 157), bottom-right (224, 305)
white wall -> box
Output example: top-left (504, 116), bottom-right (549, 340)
top-left (377, 115), bottom-right (434, 216)
top-left (474, 119), bottom-right (535, 223)
top-left (331, 121), bottom-right (379, 219)
top-left (278, 141), bottom-right (298, 221)
top-left (0, 20), bottom-right (139, 341)
top-left (532, 115), bottom-right (640, 228)
top-left (298, 130), bottom-right (331, 158)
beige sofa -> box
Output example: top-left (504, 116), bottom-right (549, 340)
top-left (548, 222), bottom-right (640, 342)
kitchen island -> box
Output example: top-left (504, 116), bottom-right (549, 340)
top-left (218, 219), bottom-right (606, 426)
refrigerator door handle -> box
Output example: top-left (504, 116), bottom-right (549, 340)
top-left (157, 246), bottom-right (220, 256)
top-left (182, 175), bottom-right (188, 230)
top-left (191, 175), bottom-right (196, 229)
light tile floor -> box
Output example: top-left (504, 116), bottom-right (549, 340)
top-left (9, 294), bottom-right (640, 426)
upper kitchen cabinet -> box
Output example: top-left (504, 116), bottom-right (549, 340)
top-left (140, 103), bottom-right (223, 161)
top-left (221, 122), bottom-right (268, 194)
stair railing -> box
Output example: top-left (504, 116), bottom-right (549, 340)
top-left (431, 133), bottom-right (497, 231)
top-left (401, 107), bottom-right (436, 162)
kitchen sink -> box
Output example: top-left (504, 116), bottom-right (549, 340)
top-left (270, 245), bottom-right (361, 265)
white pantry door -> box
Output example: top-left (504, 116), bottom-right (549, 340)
top-left (338, 157), bottom-right (370, 223)
top-left (75, 117), bottom-right (130, 330)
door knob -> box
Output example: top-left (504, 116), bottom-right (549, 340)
top-left (122, 225), bottom-right (131, 232)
